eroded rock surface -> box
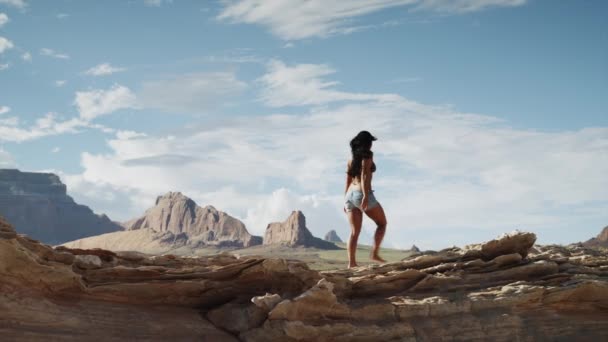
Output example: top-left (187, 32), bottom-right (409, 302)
top-left (2, 217), bottom-right (607, 341)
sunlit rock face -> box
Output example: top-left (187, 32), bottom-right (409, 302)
top-left (64, 191), bottom-right (263, 252)
top-left (123, 191), bottom-right (262, 247)
top-left (0, 169), bottom-right (121, 244)
top-left (2, 216), bottom-right (607, 341)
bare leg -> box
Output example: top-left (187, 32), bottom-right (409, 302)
top-left (364, 204), bottom-right (387, 263)
top-left (347, 208), bottom-right (363, 268)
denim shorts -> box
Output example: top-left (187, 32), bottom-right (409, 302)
top-left (344, 189), bottom-right (379, 212)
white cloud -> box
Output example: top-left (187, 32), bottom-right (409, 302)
top-left (0, 36), bottom-right (14, 54)
top-left (0, 86), bottom-right (135, 143)
top-left (0, 112), bottom-right (85, 142)
top-left (54, 80), bottom-right (67, 87)
top-left (258, 59), bottom-right (400, 107)
top-left (0, 13), bottom-right (8, 27)
top-left (56, 13), bottom-right (69, 19)
top-left (21, 51), bottom-right (31, 61)
top-left (143, 0), bottom-right (172, 7)
top-left (0, 0), bottom-right (26, 9)
top-left (0, 116), bottom-right (18, 126)
top-left (40, 48), bottom-right (70, 59)
top-left (74, 85), bottom-right (138, 120)
top-left (138, 72), bottom-right (247, 113)
top-left (0, 63), bottom-right (8, 70)
top-left (84, 62), bottom-right (126, 76)
top-left (0, 147), bottom-right (15, 168)
top-left (414, 0), bottom-right (526, 13)
top-left (66, 60), bottom-right (608, 250)
top-left (0, 107), bottom-right (120, 143)
top-left (218, 0), bottom-right (527, 40)
top-left (51, 147), bottom-right (60, 153)
top-left (388, 77), bottom-right (422, 84)
top-left (116, 130), bottom-right (147, 140)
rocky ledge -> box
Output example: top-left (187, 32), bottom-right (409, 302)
top-left (1, 215), bottom-right (607, 341)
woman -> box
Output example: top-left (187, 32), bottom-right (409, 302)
top-left (344, 130), bottom-right (387, 268)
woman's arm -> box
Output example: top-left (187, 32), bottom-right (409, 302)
top-left (360, 156), bottom-right (373, 209)
top-left (345, 160), bottom-right (353, 195)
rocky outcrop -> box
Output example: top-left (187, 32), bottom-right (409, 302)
top-left (63, 192), bottom-right (262, 251)
top-left (2, 216), bottom-right (608, 341)
top-left (264, 211), bottom-right (339, 249)
top-left (584, 225), bottom-right (608, 247)
top-left (324, 229), bottom-right (343, 243)
top-left (0, 169), bottom-right (122, 244)
top-left (410, 244), bottom-right (420, 253)
top-left (124, 192), bottom-right (261, 247)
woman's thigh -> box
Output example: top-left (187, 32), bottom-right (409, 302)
top-left (347, 208), bottom-right (363, 232)
top-left (365, 203), bottom-right (387, 227)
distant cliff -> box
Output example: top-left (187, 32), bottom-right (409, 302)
top-left (64, 192), bottom-right (262, 251)
top-left (264, 211), bottom-right (339, 249)
top-left (123, 192), bottom-right (262, 247)
top-left (584, 225), bottom-right (608, 247)
top-left (324, 229), bottom-right (343, 243)
top-left (0, 169), bottom-right (122, 244)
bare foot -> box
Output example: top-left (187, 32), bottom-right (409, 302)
top-left (370, 254), bottom-right (386, 263)
top-left (348, 263), bottom-right (359, 269)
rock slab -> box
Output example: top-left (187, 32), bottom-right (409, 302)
top-left (2, 215), bottom-right (608, 341)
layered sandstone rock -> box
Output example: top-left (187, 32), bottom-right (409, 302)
top-left (0, 169), bottom-right (121, 244)
top-left (324, 229), bottom-right (343, 243)
top-left (264, 211), bottom-right (339, 249)
top-left (2, 216), bottom-right (607, 341)
top-left (64, 192), bottom-right (262, 251)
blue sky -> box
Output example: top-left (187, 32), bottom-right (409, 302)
top-left (0, 0), bottom-right (606, 249)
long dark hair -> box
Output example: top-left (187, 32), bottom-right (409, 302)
top-left (347, 131), bottom-right (377, 177)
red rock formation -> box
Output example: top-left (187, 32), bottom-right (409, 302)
top-left (124, 192), bottom-right (262, 247)
top-left (1, 216), bottom-right (608, 341)
top-left (264, 211), bottom-right (339, 249)
top-left (63, 192), bottom-right (262, 251)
